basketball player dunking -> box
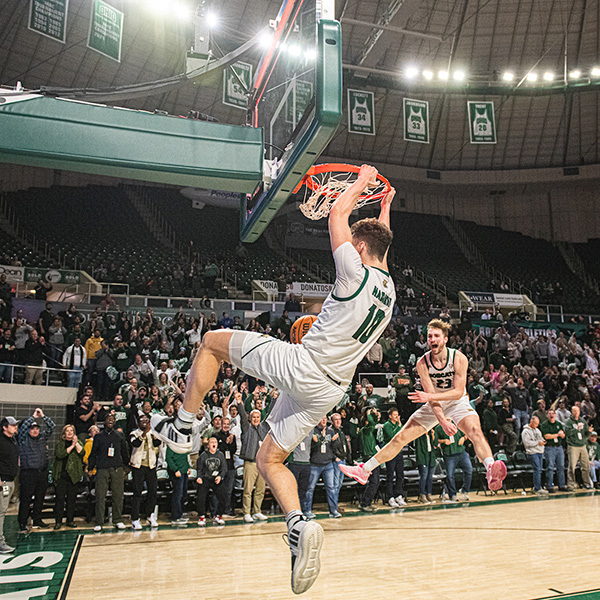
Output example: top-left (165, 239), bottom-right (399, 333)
top-left (341, 319), bottom-right (507, 491)
top-left (152, 165), bottom-right (397, 594)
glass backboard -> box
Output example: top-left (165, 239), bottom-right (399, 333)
top-left (240, 0), bottom-right (342, 243)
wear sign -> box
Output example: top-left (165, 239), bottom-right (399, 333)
top-left (403, 98), bottom-right (429, 143)
top-left (347, 89), bottom-right (375, 135)
top-left (87, 0), bottom-right (124, 62)
top-left (28, 0), bottom-right (69, 43)
top-left (468, 101), bottom-right (496, 144)
top-left (223, 62), bottom-right (253, 109)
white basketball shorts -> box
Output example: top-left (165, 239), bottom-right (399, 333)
top-left (229, 331), bottom-right (346, 452)
top-left (410, 396), bottom-right (477, 431)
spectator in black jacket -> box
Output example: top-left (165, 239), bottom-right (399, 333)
top-left (215, 417), bottom-right (237, 516)
top-left (0, 328), bottom-right (16, 383)
top-left (0, 416), bottom-right (19, 554)
top-left (17, 408), bottom-right (55, 532)
top-left (23, 330), bottom-right (44, 385)
top-left (195, 437), bottom-right (227, 526)
top-left (330, 412), bottom-right (350, 514)
top-left (95, 340), bottom-right (114, 401)
top-left (305, 417), bottom-right (340, 519)
top-left (88, 414), bottom-right (129, 532)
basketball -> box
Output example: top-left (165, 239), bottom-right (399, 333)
top-left (289, 315), bottom-right (317, 344)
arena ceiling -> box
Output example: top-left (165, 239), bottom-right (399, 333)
top-left (1, 0), bottom-right (600, 173)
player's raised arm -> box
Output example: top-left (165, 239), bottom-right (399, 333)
top-left (378, 187), bottom-right (396, 230)
top-left (410, 352), bottom-right (469, 403)
top-left (328, 164), bottom-right (378, 252)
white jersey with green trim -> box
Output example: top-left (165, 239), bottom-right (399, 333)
top-left (301, 242), bottom-right (395, 385)
top-left (423, 348), bottom-right (469, 401)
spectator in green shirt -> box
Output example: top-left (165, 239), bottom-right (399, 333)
top-left (565, 405), bottom-right (592, 490)
top-left (415, 428), bottom-right (438, 505)
top-left (382, 408), bottom-right (406, 508)
top-left (436, 425), bottom-right (472, 502)
top-left (358, 409), bottom-right (381, 512)
top-left (540, 409), bottom-right (567, 492)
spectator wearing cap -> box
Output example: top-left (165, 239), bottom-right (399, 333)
top-left (62, 337), bottom-right (86, 388)
top-left (17, 408), bottom-right (55, 531)
top-left (0, 416), bottom-right (19, 553)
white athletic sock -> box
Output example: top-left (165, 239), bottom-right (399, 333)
top-left (286, 509), bottom-right (304, 532)
top-left (483, 457), bottom-right (494, 469)
top-left (174, 407), bottom-right (195, 432)
top-left (363, 457), bottom-right (380, 473)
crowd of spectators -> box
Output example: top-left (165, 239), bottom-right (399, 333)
top-left (1, 290), bottom-right (600, 547)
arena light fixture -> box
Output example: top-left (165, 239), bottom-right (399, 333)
top-left (526, 72), bottom-right (538, 82)
top-left (405, 66), bottom-right (419, 79)
top-left (502, 71), bottom-right (514, 81)
top-left (304, 48), bottom-right (317, 61)
top-left (453, 70), bottom-right (465, 81)
top-left (569, 69), bottom-right (581, 79)
top-left (438, 70), bottom-right (449, 80)
top-left (259, 30), bottom-right (273, 49)
top-left (422, 70), bottom-right (433, 80)
top-left (543, 72), bottom-right (554, 81)
top-left (206, 11), bottom-right (218, 28)
top-left (592, 67), bottom-right (600, 77)
top-left (287, 44), bottom-right (302, 57)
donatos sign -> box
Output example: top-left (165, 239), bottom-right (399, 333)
top-left (0, 534), bottom-right (81, 599)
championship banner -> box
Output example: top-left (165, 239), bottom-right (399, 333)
top-left (403, 98), bottom-right (429, 143)
top-left (28, 0), bottom-right (69, 43)
top-left (87, 0), bottom-right (124, 62)
top-left (0, 264), bottom-right (24, 282)
top-left (348, 89), bottom-right (375, 135)
top-left (24, 268), bottom-right (81, 285)
top-left (223, 61), bottom-right (253, 109)
top-left (285, 80), bottom-right (313, 124)
top-left (468, 101), bottom-right (497, 144)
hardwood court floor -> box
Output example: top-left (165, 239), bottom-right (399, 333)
top-left (66, 495), bottom-right (600, 600)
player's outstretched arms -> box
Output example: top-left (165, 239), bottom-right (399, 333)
top-left (328, 164), bottom-right (378, 252)
top-left (409, 353), bottom-right (469, 404)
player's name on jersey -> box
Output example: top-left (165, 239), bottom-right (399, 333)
top-left (372, 285), bottom-right (392, 307)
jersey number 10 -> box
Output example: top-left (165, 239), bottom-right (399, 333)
top-left (352, 303), bottom-right (386, 344)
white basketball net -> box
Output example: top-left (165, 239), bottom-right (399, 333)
top-left (299, 170), bottom-right (388, 220)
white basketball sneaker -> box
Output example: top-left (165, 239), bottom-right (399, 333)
top-left (150, 415), bottom-right (192, 453)
top-left (286, 519), bottom-right (324, 595)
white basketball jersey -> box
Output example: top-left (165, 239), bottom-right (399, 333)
top-left (302, 244), bottom-right (395, 385)
top-left (423, 348), bottom-right (468, 401)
